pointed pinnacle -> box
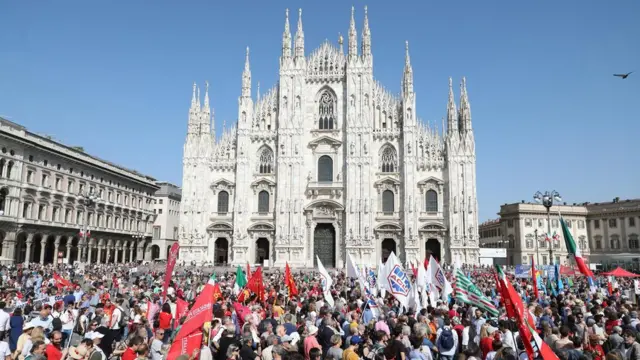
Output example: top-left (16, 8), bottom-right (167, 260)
top-left (244, 46), bottom-right (250, 72)
top-left (405, 41), bottom-right (411, 66)
top-left (297, 8), bottom-right (303, 31)
top-left (350, 6), bottom-right (356, 29)
top-left (284, 9), bottom-right (290, 34)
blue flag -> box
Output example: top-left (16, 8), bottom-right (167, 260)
top-left (556, 264), bottom-right (564, 292)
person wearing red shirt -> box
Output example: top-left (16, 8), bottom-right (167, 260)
top-left (121, 336), bottom-right (145, 360)
top-left (45, 330), bottom-right (67, 360)
top-left (158, 303), bottom-right (173, 344)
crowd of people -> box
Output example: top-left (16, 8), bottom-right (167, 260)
top-left (0, 260), bottom-right (637, 360)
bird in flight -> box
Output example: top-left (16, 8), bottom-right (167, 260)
top-left (613, 72), bottom-right (633, 79)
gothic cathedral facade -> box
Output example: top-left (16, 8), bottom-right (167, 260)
top-left (179, 8), bottom-right (480, 268)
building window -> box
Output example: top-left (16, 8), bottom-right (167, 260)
top-left (525, 235), bottom-right (533, 249)
top-left (425, 190), bottom-right (438, 213)
top-left (594, 235), bottom-right (602, 250)
top-left (552, 219), bottom-right (559, 228)
top-left (579, 235), bottom-right (587, 250)
top-left (382, 190), bottom-right (394, 214)
top-left (22, 203), bottom-right (30, 218)
top-left (578, 220), bottom-right (585, 229)
top-left (610, 235), bottom-right (620, 249)
top-left (68, 181), bottom-right (74, 193)
top-left (153, 226), bottom-right (161, 239)
top-left (508, 234), bottom-right (515, 248)
top-left (318, 90), bottom-right (335, 130)
top-left (52, 207), bottom-right (59, 222)
top-left (525, 219), bottom-right (532, 227)
top-left (542, 255), bottom-right (548, 265)
top-left (380, 145), bottom-right (398, 173)
top-left (77, 211), bottom-right (82, 224)
top-left (567, 220), bottom-right (572, 228)
top-left (38, 204), bottom-right (46, 220)
top-left (538, 219), bottom-right (544, 227)
top-left (630, 217), bottom-right (636, 227)
top-left (116, 193), bottom-right (120, 203)
top-left (629, 234), bottom-right (639, 249)
top-left (258, 190), bottom-right (269, 213)
top-left (5, 161), bottom-right (13, 179)
top-left (609, 219), bottom-right (617, 228)
top-left (158, 209), bottom-right (163, 214)
top-left (27, 171), bottom-right (34, 183)
top-left (0, 188), bottom-right (7, 215)
top-left (594, 219), bottom-right (600, 229)
top-left (41, 174), bottom-right (48, 187)
top-left (54, 178), bottom-right (61, 190)
top-left (256, 147), bottom-right (274, 174)
top-left (0, 159), bottom-right (4, 178)
top-left (507, 220), bottom-right (513, 228)
top-left (173, 226), bottom-right (179, 240)
top-left (108, 191), bottom-right (113, 202)
top-left (317, 155), bottom-right (333, 182)
top-left (217, 191), bottom-right (229, 213)
top-left (159, 199), bottom-right (163, 204)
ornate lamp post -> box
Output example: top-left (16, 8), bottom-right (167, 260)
top-left (132, 231), bottom-right (145, 262)
top-left (533, 190), bottom-right (562, 265)
top-left (78, 189), bottom-right (99, 262)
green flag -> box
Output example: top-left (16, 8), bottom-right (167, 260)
top-left (208, 273), bottom-right (216, 285)
top-left (454, 268), bottom-right (499, 317)
top-left (235, 265), bottom-right (247, 288)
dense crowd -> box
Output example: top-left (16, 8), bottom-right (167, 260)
top-left (0, 261), bottom-right (638, 360)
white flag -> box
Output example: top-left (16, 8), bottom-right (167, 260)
top-left (417, 260), bottom-right (428, 291)
top-left (382, 252), bottom-right (412, 308)
top-left (346, 253), bottom-right (360, 279)
top-left (428, 255), bottom-right (453, 301)
top-left (317, 256), bottom-right (335, 308)
top-left (377, 260), bottom-right (387, 298)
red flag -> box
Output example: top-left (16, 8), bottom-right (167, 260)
top-left (167, 331), bottom-right (203, 360)
top-left (531, 256), bottom-right (539, 300)
top-left (173, 283), bottom-right (215, 342)
top-left (212, 284), bottom-right (223, 302)
top-left (247, 262), bottom-right (252, 278)
top-left (284, 263), bottom-right (298, 298)
top-left (53, 273), bottom-right (71, 289)
top-left (176, 298), bottom-right (189, 320)
top-left (247, 267), bottom-right (265, 302)
top-left (162, 243), bottom-right (180, 301)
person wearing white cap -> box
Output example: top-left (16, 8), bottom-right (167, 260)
top-left (303, 325), bottom-right (320, 360)
top-left (12, 322), bottom-right (35, 360)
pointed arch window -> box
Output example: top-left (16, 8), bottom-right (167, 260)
top-left (0, 187), bottom-right (7, 215)
top-left (0, 159), bottom-right (5, 178)
top-left (258, 147), bottom-right (274, 174)
top-left (425, 190), bottom-right (438, 213)
top-left (217, 191), bottom-right (229, 214)
top-left (382, 190), bottom-right (394, 214)
top-left (318, 90), bottom-right (335, 130)
top-left (6, 161), bottom-right (13, 180)
top-left (258, 191), bottom-right (269, 213)
top-left (318, 156), bottom-right (333, 182)
top-left (380, 146), bottom-right (398, 173)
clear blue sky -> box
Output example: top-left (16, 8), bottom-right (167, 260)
top-left (1, 1), bottom-right (638, 222)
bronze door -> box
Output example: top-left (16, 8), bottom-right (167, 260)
top-left (314, 224), bottom-right (336, 268)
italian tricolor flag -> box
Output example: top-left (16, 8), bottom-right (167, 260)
top-left (560, 216), bottom-right (594, 278)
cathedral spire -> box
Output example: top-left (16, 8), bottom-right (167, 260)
top-left (190, 82), bottom-right (197, 109)
top-left (257, 81), bottom-right (261, 102)
top-left (361, 6), bottom-right (371, 58)
top-left (201, 81), bottom-right (212, 135)
top-left (242, 47), bottom-right (251, 98)
top-left (196, 85), bottom-right (201, 109)
top-left (348, 6), bottom-right (358, 58)
top-left (447, 77), bottom-right (458, 136)
top-left (459, 77), bottom-right (472, 132)
top-left (282, 9), bottom-right (292, 59)
top-left (203, 80), bottom-right (210, 110)
top-left (294, 9), bottom-right (305, 60)
top-left (402, 41), bottom-right (413, 96)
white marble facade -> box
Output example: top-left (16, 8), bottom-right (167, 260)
top-left (179, 7), bottom-right (480, 268)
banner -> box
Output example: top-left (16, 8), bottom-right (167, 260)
top-left (162, 242), bottom-right (180, 300)
top-left (176, 298), bottom-right (189, 320)
top-left (167, 331), bottom-right (203, 360)
top-left (174, 283), bottom-right (215, 342)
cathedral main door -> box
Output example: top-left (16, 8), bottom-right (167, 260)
top-left (425, 238), bottom-right (441, 261)
top-left (314, 224), bottom-right (336, 268)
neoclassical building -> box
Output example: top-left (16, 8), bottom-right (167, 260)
top-left (179, 7), bottom-right (481, 267)
top-left (0, 118), bottom-right (158, 265)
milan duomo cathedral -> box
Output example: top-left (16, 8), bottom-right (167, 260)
top-left (178, 7), bottom-right (480, 268)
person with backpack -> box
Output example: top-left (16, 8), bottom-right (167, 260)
top-left (436, 318), bottom-right (458, 360)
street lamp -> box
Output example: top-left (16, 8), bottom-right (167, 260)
top-left (132, 231), bottom-right (145, 262)
top-left (79, 189), bottom-right (99, 262)
top-left (533, 190), bottom-right (562, 265)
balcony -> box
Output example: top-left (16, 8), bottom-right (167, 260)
top-left (306, 181), bottom-right (343, 197)
top-left (251, 212), bottom-right (274, 221)
top-left (211, 211), bottom-right (233, 222)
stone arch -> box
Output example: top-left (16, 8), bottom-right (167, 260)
top-left (150, 245), bottom-right (160, 260)
top-left (425, 238), bottom-right (441, 262)
top-left (214, 238), bottom-right (229, 265)
top-left (305, 199), bottom-right (345, 212)
top-left (255, 237), bottom-right (270, 264)
top-left (0, 187), bottom-right (7, 215)
top-left (381, 238), bottom-right (396, 263)
top-left (379, 144), bottom-right (398, 173)
top-left (316, 86), bottom-right (337, 130)
top-left (15, 232), bottom-right (27, 263)
top-left (257, 146), bottom-right (274, 174)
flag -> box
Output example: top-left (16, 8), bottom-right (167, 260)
top-left (428, 255), bottom-right (453, 301)
top-left (235, 265), bottom-right (247, 288)
top-left (53, 273), bottom-right (72, 289)
top-left (316, 256), bottom-right (335, 307)
top-left (555, 264), bottom-right (564, 292)
top-left (173, 282), bottom-right (215, 342)
top-left (346, 253), bottom-right (360, 279)
top-left (453, 268), bottom-right (499, 317)
top-left (176, 298), bottom-right (189, 320)
top-left (167, 331), bottom-right (203, 360)
top-left (162, 242), bottom-right (180, 300)
top-left (560, 216), bottom-right (594, 278)
top-left (212, 284), bottom-right (223, 301)
top-left (208, 273), bottom-right (216, 285)
top-left (247, 262), bottom-right (252, 278)
top-left (531, 256), bottom-right (539, 300)
top-left (284, 263), bottom-right (298, 298)
top-left (246, 267), bottom-right (265, 302)
top-left (382, 252), bottom-right (412, 308)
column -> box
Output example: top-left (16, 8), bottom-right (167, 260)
top-left (106, 244), bottom-right (112, 263)
top-left (53, 235), bottom-right (61, 265)
top-left (2, 231), bottom-right (16, 262)
top-left (97, 246), bottom-right (103, 263)
top-left (136, 242), bottom-right (144, 261)
top-left (65, 241), bottom-right (71, 264)
top-left (127, 244), bottom-right (133, 262)
top-left (39, 236), bottom-right (46, 264)
top-left (25, 233), bottom-right (33, 264)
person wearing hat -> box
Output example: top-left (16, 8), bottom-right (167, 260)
top-left (280, 335), bottom-right (298, 354)
top-left (13, 322), bottom-right (35, 359)
top-left (303, 326), bottom-right (321, 360)
top-left (343, 335), bottom-right (362, 360)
